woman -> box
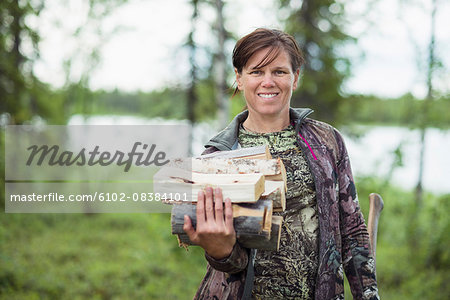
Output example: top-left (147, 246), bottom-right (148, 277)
top-left (183, 28), bottom-right (379, 300)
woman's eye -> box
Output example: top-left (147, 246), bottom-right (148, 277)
top-left (275, 70), bottom-right (287, 75)
top-left (250, 70), bottom-right (261, 75)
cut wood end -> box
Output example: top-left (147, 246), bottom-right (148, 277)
top-left (272, 216), bottom-right (283, 251)
top-left (262, 206), bottom-right (273, 233)
top-left (177, 235), bottom-right (190, 251)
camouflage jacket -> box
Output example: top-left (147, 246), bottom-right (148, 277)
top-left (194, 108), bottom-right (379, 300)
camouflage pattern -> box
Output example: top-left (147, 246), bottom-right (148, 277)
top-left (238, 125), bottom-right (319, 299)
top-left (193, 108), bottom-right (379, 300)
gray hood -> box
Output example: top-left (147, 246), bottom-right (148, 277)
top-left (205, 107), bottom-right (313, 151)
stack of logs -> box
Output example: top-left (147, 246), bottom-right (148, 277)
top-left (153, 145), bottom-right (286, 251)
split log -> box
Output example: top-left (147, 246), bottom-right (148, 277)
top-left (153, 166), bottom-right (265, 203)
top-left (241, 216), bottom-right (283, 251)
top-left (169, 157), bottom-right (283, 176)
top-left (235, 199), bottom-right (273, 234)
top-left (270, 216), bottom-right (283, 251)
top-left (199, 145), bottom-right (272, 159)
top-left (172, 199), bottom-right (273, 248)
top-left (261, 180), bottom-right (286, 212)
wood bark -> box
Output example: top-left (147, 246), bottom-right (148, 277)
top-left (240, 215), bottom-right (283, 251)
top-left (199, 145), bottom-right (271, 159)
top-left (169, 157), bottom-right (283, 176)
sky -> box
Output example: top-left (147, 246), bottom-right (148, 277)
top-left (32, 0), bottom-right (450, 99)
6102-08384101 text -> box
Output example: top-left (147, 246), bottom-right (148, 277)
top-left (8, 192), bottom-right (188, 202)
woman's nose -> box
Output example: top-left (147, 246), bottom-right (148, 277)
top-left (261, 73), bottom-right (275, 87)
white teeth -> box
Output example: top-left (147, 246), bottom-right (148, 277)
top-left (258, 93), bottom-right (277, 98)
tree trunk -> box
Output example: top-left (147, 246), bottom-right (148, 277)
top-left (214, 0), bottom-right (228, 129)
top-left (415, 0), bottom-right (436, 207)
top-left (187, 0), bottom-right (199, 155)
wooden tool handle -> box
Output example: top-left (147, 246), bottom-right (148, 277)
top-left (368, 193), bottom-right (384, 262)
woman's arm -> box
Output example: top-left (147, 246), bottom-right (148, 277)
top-left (335, 130), bottom-right (379, 300)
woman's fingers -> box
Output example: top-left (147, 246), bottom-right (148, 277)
top-left (183, 187), bottom-right (236, 259)
top-left (214, 188), bottom-right (224, 225)
top-left (196, 190), bottom-right (206, 225)
top-left (224, 197), bottom-right (234, 231)
top-left (183, 215), bottom-right (197, 243)
top-left (204, 187), bottom-right (215, 222)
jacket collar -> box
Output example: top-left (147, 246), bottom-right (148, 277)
top-left (204, 107), bottom-right (313, 151)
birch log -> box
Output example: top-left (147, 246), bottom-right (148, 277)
top-left (199, 145), bottom-right (271, 159)
top-left (169, 157), bottom-right (283, 176)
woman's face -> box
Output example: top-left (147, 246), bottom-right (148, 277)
top-left (235, 47), bottom-right (299, 119)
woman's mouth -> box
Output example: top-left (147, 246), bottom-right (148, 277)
top-left (258, 93), bottom-right (278, 99)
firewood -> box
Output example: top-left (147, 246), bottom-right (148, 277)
top-left (156, 145), bottom-right (288, 250)
top-left (153, 166), bottom-right (265, 203)
top-left (261, 180), bottom-right (286, 212)
top-left (239, 216), bottom-right (283, 251)
top-left (171, 199), bottom-right (273, 249)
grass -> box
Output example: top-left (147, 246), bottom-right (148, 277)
top-left (0, 213), bottom-right (206, 299)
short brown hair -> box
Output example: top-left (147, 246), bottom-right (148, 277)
top-left (232, 28), bottom-right (304, 96)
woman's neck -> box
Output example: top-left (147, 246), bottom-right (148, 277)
top-left (243, 113), bottom-right (290, 133)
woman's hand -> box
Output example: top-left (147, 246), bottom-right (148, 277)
top-left (183, 187), bottom-right (236, 260)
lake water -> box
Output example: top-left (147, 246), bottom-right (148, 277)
top-left (343, 126), bottom-right (450, 194)
top-left (69, 115), bottom-right (450, 194)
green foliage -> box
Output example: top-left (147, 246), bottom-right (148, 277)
top-left (74, 87), bottom-right (450, 128)
top-left (280, 0), bottom-right (354, 125)
top-left (230, 93), bottom-right (247, 117)
top-left (0, 0), bottom-right (67, 125)
top-left (194, 79), bottom-right (221, 122)
top-left (89, 87), bottom-right (188, 120)
top-left (1, 0), bottom-right (128, 126)
top-left (341, 94), bottom-right (450, 128)
top-left (84, 79), bottom-right (234, 122)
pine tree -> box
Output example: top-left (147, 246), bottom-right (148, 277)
top-left (280, 0), bottom-right (354, 124)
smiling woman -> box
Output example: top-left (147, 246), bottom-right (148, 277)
top-left (235, 48), bottom-right (299, 132)
top-left (185, 28), bottom-right (379, 300)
